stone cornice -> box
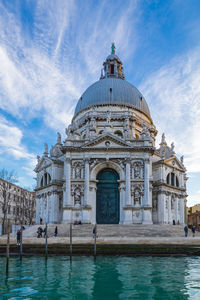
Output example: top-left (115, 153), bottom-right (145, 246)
top-left (153, 181), bottom-right (186, 192)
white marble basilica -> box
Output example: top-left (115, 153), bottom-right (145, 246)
top-left (35, 44), bottom-right (187, 225)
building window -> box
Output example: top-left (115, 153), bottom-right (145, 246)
top-left (114, 130), bottom-right (123, 138)
top-left (166, 172), bottom-right (179, 187)
top-left (110, 64), bottom-right (114, 74)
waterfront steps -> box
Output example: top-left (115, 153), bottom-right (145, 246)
top-left (22, 224), bottom-right (195, 238)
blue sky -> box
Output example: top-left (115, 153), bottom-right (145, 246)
top-left (0, 0), bottom-right (200, 205)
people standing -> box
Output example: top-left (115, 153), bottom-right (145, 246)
top-left (184, 225), bottom-right (188, 237)
top-left (192, 225), bottom-right (196, 237)
top-left (17, 229), bottom-right (21, 245)
top-left (93, 226), bottom-right (96, 239)
top-left (43, 227), bottom-right (46, 238)
top-left (54, 226), bottom-right (58, 237)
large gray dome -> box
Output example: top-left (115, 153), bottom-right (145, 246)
top-left (74, 77), bottom-right (151, 118)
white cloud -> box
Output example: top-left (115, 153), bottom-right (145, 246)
top-left (140, 46), bottom-right (200, 173)
top-left (0, 115), bottom-right (36, 162)
top-left (0, 0), bottom-right (140, 133)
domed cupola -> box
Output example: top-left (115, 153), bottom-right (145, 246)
top-left (74, 45), bottom-right (151, 119)
top-left (100, 43), bottom-right (125, 80)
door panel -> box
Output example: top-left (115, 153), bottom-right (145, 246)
top-left (96, 169), bottom-right (119, 224)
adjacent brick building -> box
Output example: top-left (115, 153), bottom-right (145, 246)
top-left (0, 178), bottom-right (36, 234)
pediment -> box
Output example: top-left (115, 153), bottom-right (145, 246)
top-left (34, 156), bottom-right (53, 172)
top-left (164, 156), bottom-right (185, 171)
top-left (82, 133), bottom-right (131, 149)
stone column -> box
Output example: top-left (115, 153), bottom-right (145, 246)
top-left (64, 158), bottom-right (71, 207)
top-left (143, 158), bottom-right (152, 224)
top-left (84, 158), bottom-right (90, 206)
top-left (169, 173), bottom-right (171, 185)
top-left (175, 198), bottom-right (179, 223)
top-left (168, 194), bottom-right (172, 224)
top-left (132, 120), bottom-right (135, 138)
top-left (180, 197), bottom-right (185, 225)
top-left (144, 159), bottom-right (150, 206)
top-left (119, 182), bottom-right (125, 224)
top-left (125, 159), bottom-right (131, 206)
top-left (158, 192), bottom-right (165, 224)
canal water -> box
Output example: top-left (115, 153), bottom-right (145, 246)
top-left (0, 256), bottom-right (200, 299)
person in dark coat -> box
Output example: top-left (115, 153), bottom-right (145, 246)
top-left (54, 226), bottom-right (58, 237)
top-left (93, 226), bottom-right (96, 239)
top-left (17, 230), bottom-right (21, 245)
top-left (192, 225), bottom-right (196, 237)
top-left (184, 225), bottom-right (188, 237)
top-left (43, 227), bottom-right (47, 238)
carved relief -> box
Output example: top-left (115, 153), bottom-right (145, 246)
top-left (111, 158), bottom-right (125, 170)
top-left (90, 159), bottom-right (99, 170)
top-left (71, 184), bottom-right (84, 207)
top-left (132, 161), bottom-right (144, 179)
top-left (72, 161), bottom-right (84, 179)
top-left (131, 184), bottom-right (144, 206)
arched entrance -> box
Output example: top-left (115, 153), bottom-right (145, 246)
top-left (96, 168), bottom-right (119, 224)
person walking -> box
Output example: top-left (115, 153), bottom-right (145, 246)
top-left (54, 226), bottom-right (58, 237)
top-left (184, 225), bottom-right (188, 237)
top-left (17, 229), bottom-right (21, 245)
top-left (192, 225), bottom-right (196, 237)
top-left (43, 227), bottom-right (46, 238)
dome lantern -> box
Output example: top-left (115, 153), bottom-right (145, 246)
top-left (100, 43), bottom-right (125, 80)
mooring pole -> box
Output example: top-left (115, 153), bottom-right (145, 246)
top-left (45, 223), bottom-right (48, 259)
top-left (94, 224), bottom-right (97, 259)
top-left (70, 223), bottom-right (72, 260)
top-left (20, 223), bottom-right (23, 260)
top-left (6, 220), bottom-right (10, 274)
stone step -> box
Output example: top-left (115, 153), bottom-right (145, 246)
top-left (21, 224), bottom-right (197, 238)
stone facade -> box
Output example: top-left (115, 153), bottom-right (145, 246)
top-left (0, 178), bottom-right (36, 233)
top-left (35, 45), bottom-right (187, 225)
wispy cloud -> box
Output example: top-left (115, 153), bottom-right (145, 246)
top-left (140, 46), bottom-right (200, 173)
top-left (0, 0), bottom-right (140, 133)
top-left (0, 115), bottom-right (35, 160)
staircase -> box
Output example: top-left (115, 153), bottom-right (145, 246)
top-left (22, 224), bottom-right (194, 238)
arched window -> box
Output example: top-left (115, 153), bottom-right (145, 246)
top-left (44, 173), bottom-right (47, 186)
top-left (48, 174), bottom-right (51, 184)
top-left (41, 172), bottom-right (51, 187)
top-left (114, 130), bottom-right (123, 138)
top-left (171, 173), bottom-right (175, 186)
top-left (110, 64), bottom-right (114, 74)
top-left (166, 172), bottom-right (179, 187)
top-left (167, 173), bottom-right (170, 184)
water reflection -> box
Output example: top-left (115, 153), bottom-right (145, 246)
top-left (1, 256), bottom-right (200, 299)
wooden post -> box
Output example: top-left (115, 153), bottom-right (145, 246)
top-left (6, 220), bottom-right (10, 274)
top-left (20, 224), bottom-right (23, 260)
top-left (94, 224), bottom-right (97, 259)
top-left (70, 223), bottom-right (72, 260)
top-left (45, 223), bottom-right (48, 259)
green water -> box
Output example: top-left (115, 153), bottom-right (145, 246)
top-left (0, 256), bottom-right (200, 299)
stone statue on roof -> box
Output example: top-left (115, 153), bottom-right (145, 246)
top-left (57, 132), bottom-right (61, 144)
top-left (111, 43), bottom-right (116, 54)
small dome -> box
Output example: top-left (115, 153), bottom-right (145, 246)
top-left (74, 77), bottom-right (151, 118)
top-left (105, 54), bottom-right (121, 61)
